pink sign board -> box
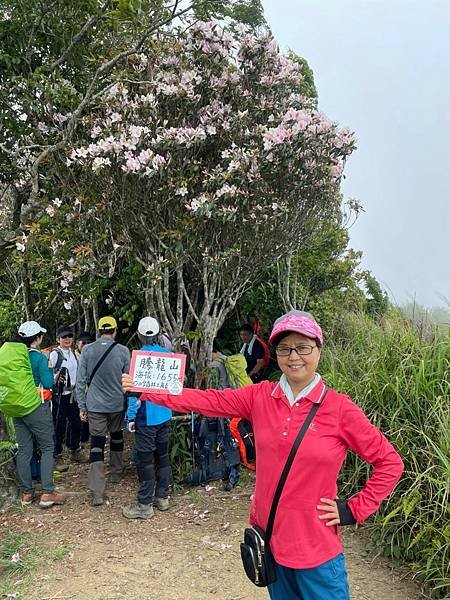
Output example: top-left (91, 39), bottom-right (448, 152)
top-left (129, 350), bottom-right (186, 395)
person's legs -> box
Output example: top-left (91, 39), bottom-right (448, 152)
top-left (268, 563), bottom-right (303, 600)
top-left (80, 420), bottom-right (90, 445)
top-left (13, 416), bottom-right (34, 495)
top-left (54, 393), bottom-right (70, 456)
top-left (296, 554), bottom-right (350, 600)
top-left (154, 422), bottom-right (171, 504)
top-left (66, 394), bottom-right (81, 453)
top-left (87, 412), bottom-right (108, 504)
top-left (27, 402), bottom-right (55, 493)
top-left (108, 411), bottom-right (124, 480)
top-left (122, 423), bottom-right (155, 519)
top-left (135, 425), bottom-right (156, 506)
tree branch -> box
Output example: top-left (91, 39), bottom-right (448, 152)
top-left (46, 7), bottom-right (110, 75)
top-left (180, 274), bottom-right (200, 324)
top-left (154, 278), bottom-right (173, 336)
top-left (24, 0), bottom-right (196, 217)
top-left (162, 266), bottom-right (177, 329)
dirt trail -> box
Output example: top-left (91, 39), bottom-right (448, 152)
top-left (2, 461), bottom-right (424, 600)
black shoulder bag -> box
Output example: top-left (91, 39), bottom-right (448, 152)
top-left (240, 388), bottom-right (327, 587)
top-left (87, 342), bottom-right (118, 386)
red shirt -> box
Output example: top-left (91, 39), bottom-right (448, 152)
top-left (141, 379), bottom-right (404, 569)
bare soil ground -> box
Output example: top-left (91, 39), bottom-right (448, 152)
top-left (1, 457), bottom-right (425, 600)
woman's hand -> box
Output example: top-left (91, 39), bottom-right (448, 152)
top-left (122, 373), bottom-right (134, 393)
top-left (317, 498), bottom-right (340, 526)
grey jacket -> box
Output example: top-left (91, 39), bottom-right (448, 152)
top-left (75, 338), bottom-right (130, 413)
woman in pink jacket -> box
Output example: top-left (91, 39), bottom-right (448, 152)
top-left (123, 310), bottom-right (404, 600)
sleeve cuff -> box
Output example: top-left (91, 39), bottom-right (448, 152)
top-left (336, 499), bottom-right (357, 526)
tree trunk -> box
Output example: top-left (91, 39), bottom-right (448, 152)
top-left (82, 298), bottom-right (91, 331)
top-left (92, 297), bottom-right (98, 331)
top-left (21, 260), bottom-right (33, 319)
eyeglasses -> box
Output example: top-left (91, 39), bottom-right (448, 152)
top-left (275, 344), bottom-right (316, 357)
top-left (60, 334), bottom-right (73, 339)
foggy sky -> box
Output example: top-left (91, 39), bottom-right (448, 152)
top-left (262, 0), bottom-right (450, 308)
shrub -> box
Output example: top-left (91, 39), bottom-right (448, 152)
top-left (321, 310), bottom-right (449, 597)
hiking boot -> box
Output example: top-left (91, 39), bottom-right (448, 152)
top-left (54, 456), bottom-right (69, 473)
top-left (222, 480), bottom-right (234, 492)
top-left (71, 449), bottom-right (88, 464)
top-left (20, 492), bottom-right (34, 506)
top-left (91, 496), bottom-right (104, 507)
top-left (39, 491), bottom-right (65, 508)
top-left (108, 472), bottom-right (123, 484)
top-left (154, 497), bottom-right (169, 512)
top-left (122, 502), bottom-right (154, 519)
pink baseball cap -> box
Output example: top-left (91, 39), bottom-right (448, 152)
top-left (269, 310), bottom-right (323, 346)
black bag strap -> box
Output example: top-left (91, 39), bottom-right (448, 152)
top-left (265, 386), bottom-right (328, 543)
top-left (87, 342), bottom-right (118, 386)
top-left (54, 348), bottom-right (65, 373)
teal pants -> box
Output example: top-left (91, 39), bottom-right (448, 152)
top-left (268, 553), bottom-right (350, 600)
top-left (14, 402), bottom-right (55, 494)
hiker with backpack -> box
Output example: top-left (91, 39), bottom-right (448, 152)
top-left (0, 321), bottom-right (64, 508)
top-left (122, 310), bottom-right (404, 600)
top-left (211, 351), bottom-right (256, 472)
top-left (239, 323), bottom-right (268, 383)
top-left (247, 312), bottom-right (263, 337)
top-left (50, 325), bottom-right (85, 467)
top-left (75, 316), bottom-right (130, 506)
top-left (122, 317), bottom-right (172, 519)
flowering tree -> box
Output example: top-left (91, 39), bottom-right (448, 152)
top-left (62, 21), bottom-right (355, 379)
top-left (0, 0), bottom-right (262, 321)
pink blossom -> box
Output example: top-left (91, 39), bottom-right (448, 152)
top-left (91, 125), bottom-right (102, 138)
top-left (137, 149), bottom-right (154, 164)
top-left (152, 154), bottom-right (166, 169)
top-left (330, 163), bottom-right (344, 178)
top-left (122, 156), bottom-right (141, 173)
top-left (263, 126), bottom-right (291, 150)
top-left (215, 184), bottom-right (237, 198)
top-left (92, 156), bottom-right (111, 171)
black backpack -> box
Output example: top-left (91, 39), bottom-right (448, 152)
top-left (185, 417), bottom-right (241, 490)
top-left (230, 418), bottom-right (256, 470)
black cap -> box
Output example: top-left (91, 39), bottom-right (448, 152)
top-left (77, 331), bottom-right (93, 343)
top-left (56, 325), bottom-right (74, 338)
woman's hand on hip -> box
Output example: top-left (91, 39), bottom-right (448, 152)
top-left (317, 498), bottom-right (340, 526)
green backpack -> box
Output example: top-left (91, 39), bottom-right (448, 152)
top-left (224, 354), bottom-right (253, 389)
top-left (0, 342), bottom-right (41, 417)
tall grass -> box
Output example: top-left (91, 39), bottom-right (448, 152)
top-left (321, 310), bottom-right (449, 597)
